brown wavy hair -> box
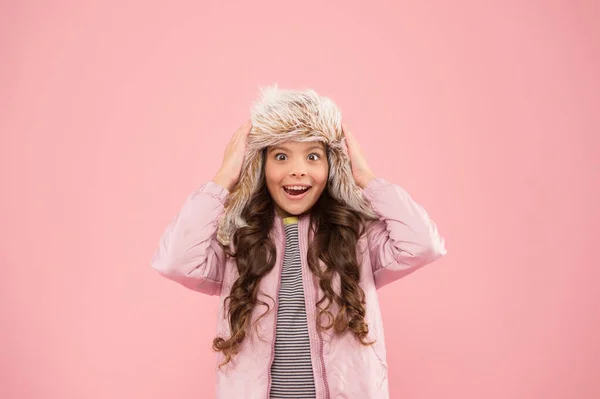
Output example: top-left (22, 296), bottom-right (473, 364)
top-left (212, 152), bottom-right (375, 367)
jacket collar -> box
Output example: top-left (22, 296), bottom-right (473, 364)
top-left (272, 207), bottom-right (310, 244)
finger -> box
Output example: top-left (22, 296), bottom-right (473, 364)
top-left (342, 122), bottom-right (349, 137)
top-left (243, 120), bottom-right (252, 135)
top-left (348, 129), bottom-right (362, 151)
top-left (341, 123), bottom-right (350, 141)
top-left (235, 121), bottom-right (248, 136)
top-left (343, 123), bottom-right (356, 143)
top-left (342, 124), bottom-right (357, 154)
top-left (233, 120), bottom-right (251, 143)
top-left (239, 121), bottom-right (252, 145)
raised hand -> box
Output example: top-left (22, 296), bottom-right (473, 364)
top-left (213, 121), bottom-right (252, 191)
top-left (342, 123), bottom-right (376, 189)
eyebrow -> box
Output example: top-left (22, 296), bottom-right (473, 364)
top-left (268, 144), bottom-right (326, 153)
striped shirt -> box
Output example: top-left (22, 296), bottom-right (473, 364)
top-left (269, 216), bottom-right (316, 399)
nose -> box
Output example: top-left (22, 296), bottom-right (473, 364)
top-left (289, 159), bottom-right (307, 177)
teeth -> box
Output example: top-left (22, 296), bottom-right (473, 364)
top-left (284, 186), bottom-right (309, 190)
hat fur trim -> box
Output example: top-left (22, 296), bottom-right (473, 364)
top-left (216, 84), bottom-right (377, 246)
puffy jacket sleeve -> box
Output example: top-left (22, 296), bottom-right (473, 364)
top-left (150, 180), bottom-right (229, 296)
top-left (362, 177), bottom-right (447, 289)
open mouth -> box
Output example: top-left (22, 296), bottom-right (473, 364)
top-left (282, 185), bottom-right (311, 198)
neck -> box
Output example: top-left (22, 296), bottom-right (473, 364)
top-left (274, 204), bottom-right (311, 219)
top-left (275, 204), bottom-right (293, 218)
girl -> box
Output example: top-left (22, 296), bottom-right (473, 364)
top-left (151, 86), bottom-right (446, 399)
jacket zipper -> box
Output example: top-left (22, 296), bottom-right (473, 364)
top-left (265, 218), bottom-right (284, 399)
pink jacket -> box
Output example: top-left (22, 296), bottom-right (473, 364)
top-left (151, 178), bottom-right (446, 399)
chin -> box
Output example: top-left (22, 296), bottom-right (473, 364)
top-left (278, 201), bottom-right (316, 217)
top-left (280, 206), bottom-right (308, 217)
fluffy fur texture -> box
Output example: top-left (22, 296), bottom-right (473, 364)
top-left (216, 84), bottom-right (377, 246)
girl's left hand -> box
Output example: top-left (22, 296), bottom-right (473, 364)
top-left (342, 123), bottom-right (377, 189)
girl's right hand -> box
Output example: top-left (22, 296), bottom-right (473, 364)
top-left (213, 120), bottom-right (252, 191)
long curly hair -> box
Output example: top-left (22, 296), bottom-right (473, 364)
top-left (212, 150), bottom-right (375, 368)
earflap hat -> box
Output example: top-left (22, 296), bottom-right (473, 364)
top-left (216, 84), bottom-right (377, 246)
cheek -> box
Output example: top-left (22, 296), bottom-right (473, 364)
top-left (315, 164), bottom-right (329, 185)
top-left (264, 162), bottom-right (282, 183)
top-left (267, 170), bottom-right (285, 184)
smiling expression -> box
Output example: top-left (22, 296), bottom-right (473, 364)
top-left (264, 140), bottom-right (329, 218)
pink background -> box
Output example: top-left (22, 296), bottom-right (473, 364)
top-left (2, 1), bottom-right (599, 398)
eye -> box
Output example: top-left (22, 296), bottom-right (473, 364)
top-left (274, 153), bottom-right (287, 161)
top-left (308, 153), bottom-right (321, 161)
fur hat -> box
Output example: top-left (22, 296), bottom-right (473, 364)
top-left (216, 84), bottom-right (377, 246)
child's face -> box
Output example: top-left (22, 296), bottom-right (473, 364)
top-left (265, 140), bottom-right (329, 217)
